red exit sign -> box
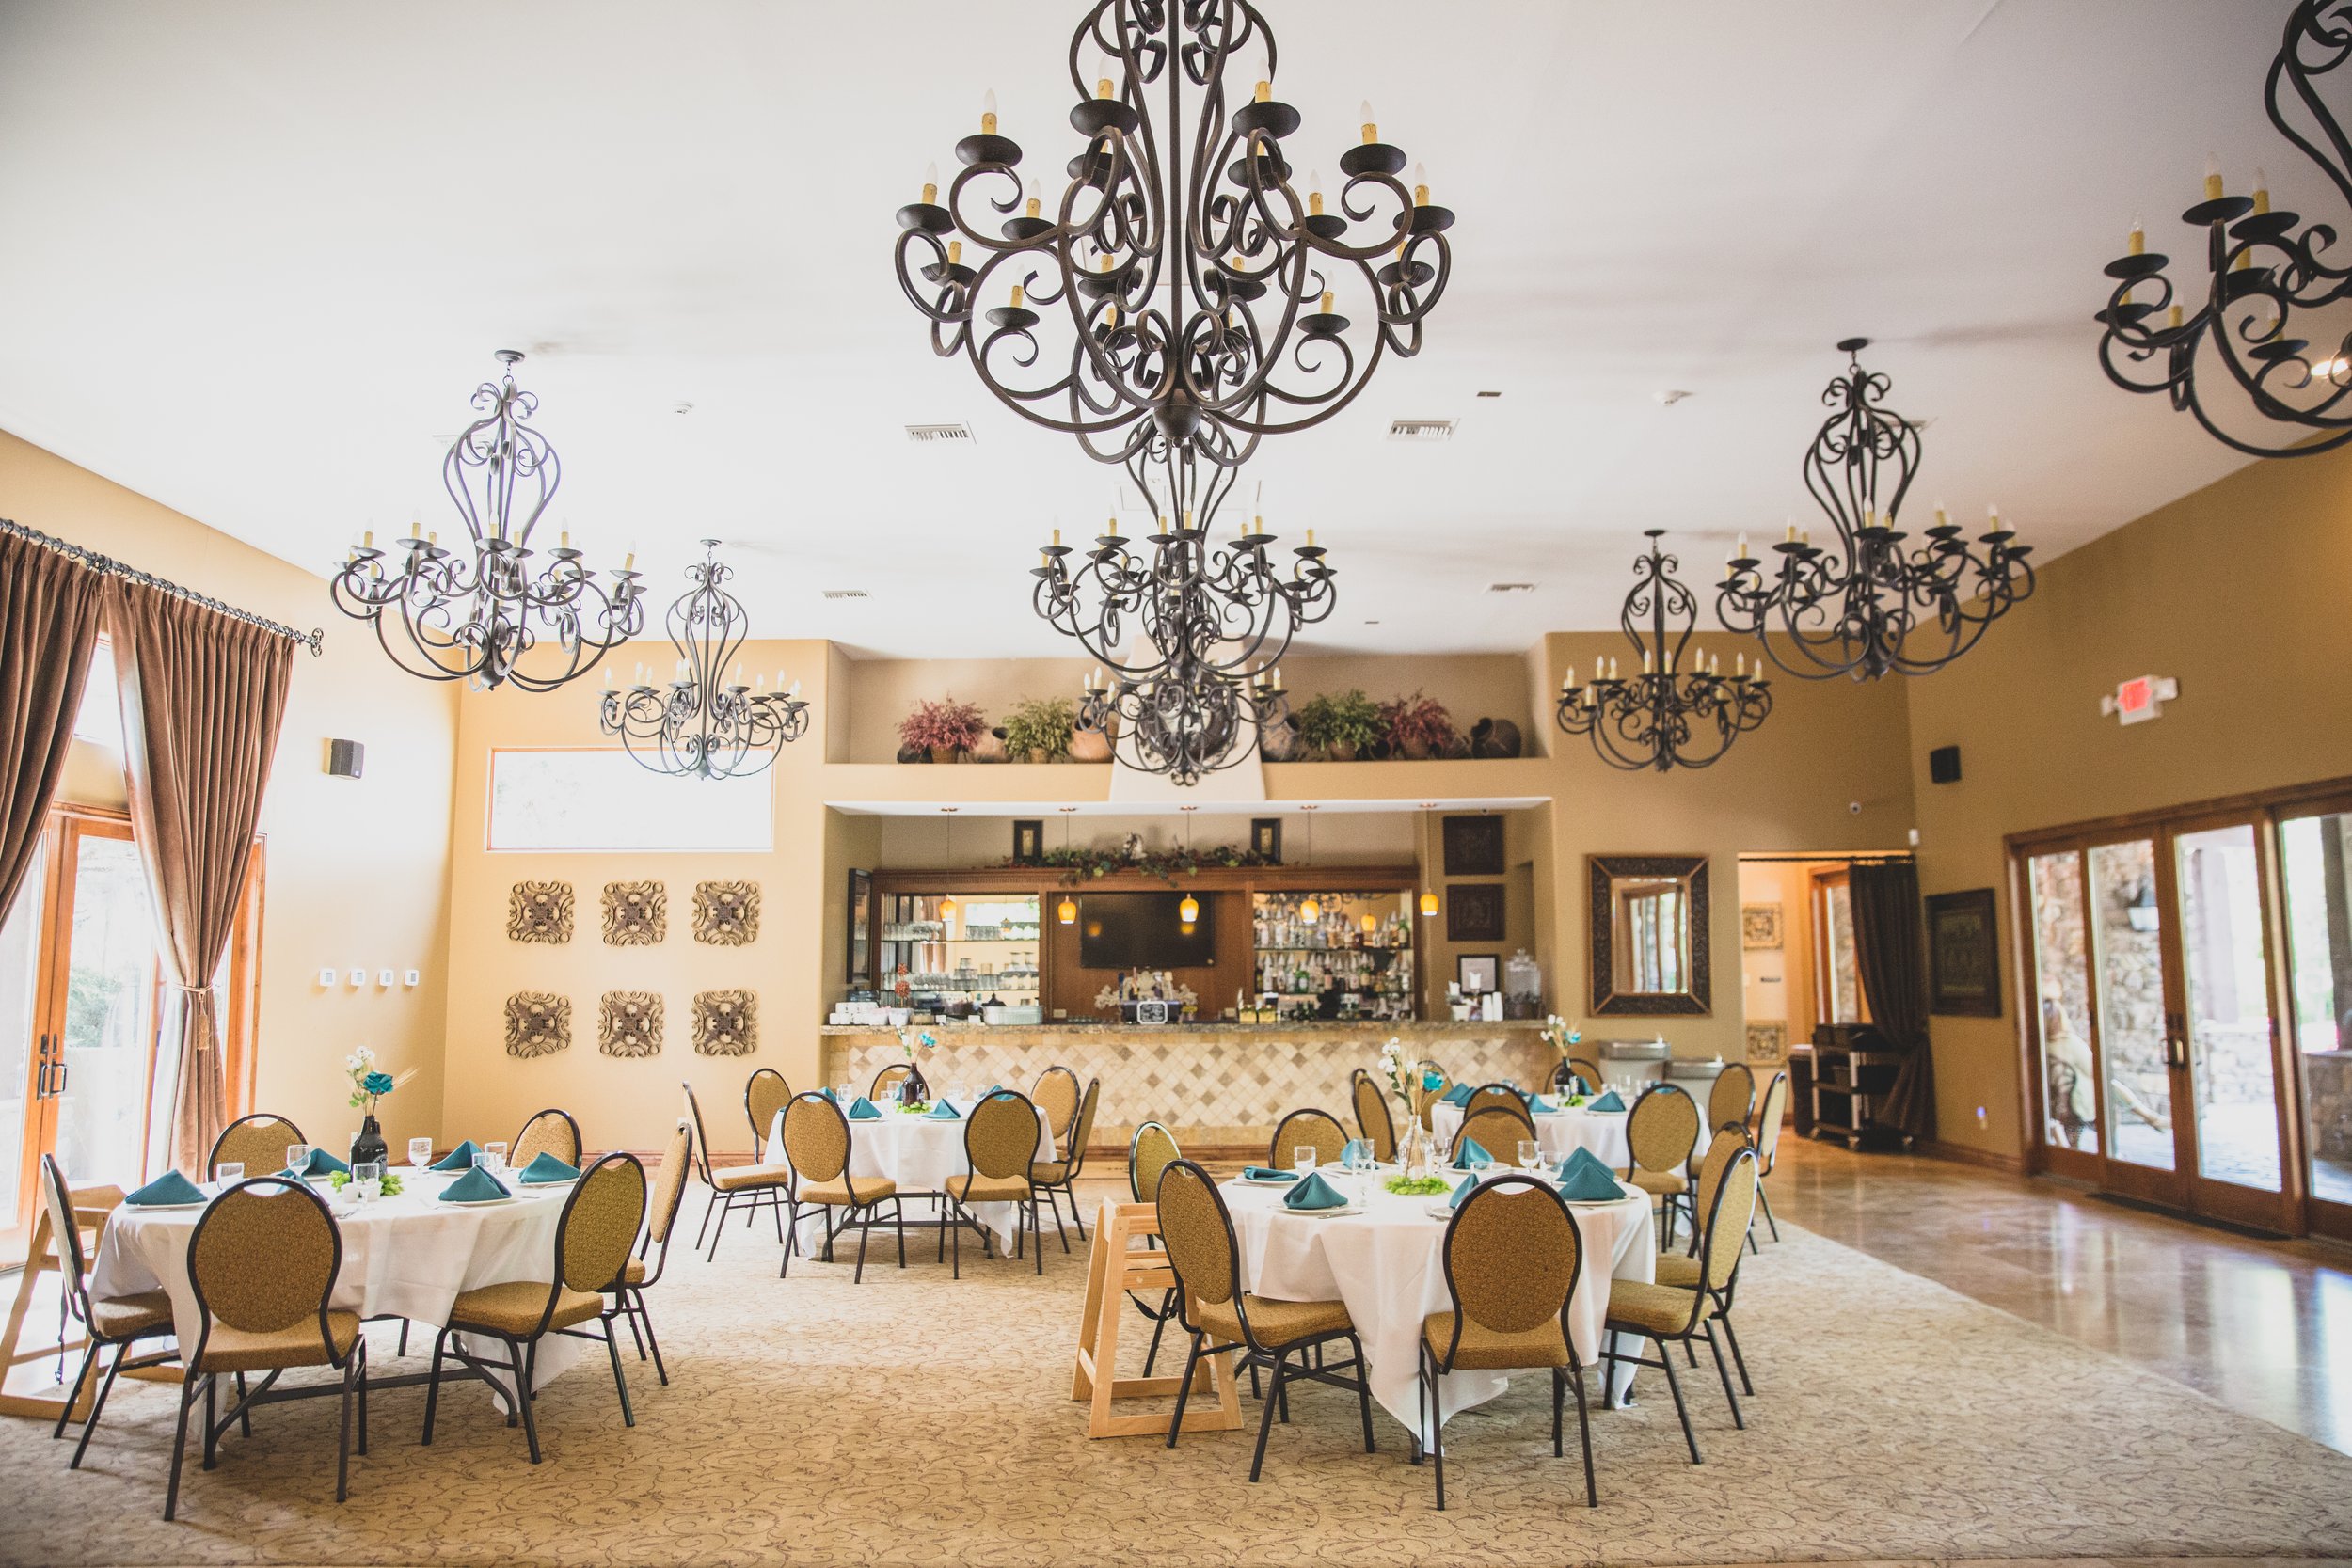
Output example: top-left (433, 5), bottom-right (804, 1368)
top-left (2101, 674), bottom-right (2179, 726)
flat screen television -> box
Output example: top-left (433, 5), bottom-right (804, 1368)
top-left (1078, 893), bottom-right (1216, 969)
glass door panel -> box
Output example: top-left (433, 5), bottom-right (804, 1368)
top-left (0, 856), bottom-right (44, 1259)
top-left (2172, 823), bottom-right (2283, 1194)
top-left (52, 831), bottom-right (157, 1188)
top-left (2026, 850), bottom-right (2099, 1156)
top-left (2279, 810), bottom-right (2352, 1210)
top-left (2088, 839), bottom-right (2175, 1172)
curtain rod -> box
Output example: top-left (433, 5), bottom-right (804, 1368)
top-left (1738, 851), bottom-right (1915, 864)
top-left (2, 515), bottom-right (324, 657)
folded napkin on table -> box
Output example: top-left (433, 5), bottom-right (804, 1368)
top-left (1454, 1136), bottom-right (1493, 1170)
top-left (126, 1170), bottom-right (206, 1207)
top-left (924, 1100), bottom-right (961, 1119)
top-left (293, 1148), bottom-right (349, 1177)
top-left (516, 1151), bottom-right (580, 1184)
top-left (819, 1087), bottom-right (840, 1103)
top-left (1529, 1095), bottom-right (1558, 1114)
top-left (1587, 1089), bottom-right (1627, 1113)
top-left (847, 1095), bottom-right (881, 1120)
top-left (1282, 1171), bottom-right (1346, 1211)
top-left (1569, 1075), bottom-right (1595, 1098)
top-left (1555, 1146), bottom-right (1625, 1201)
top-left (1240, 1166), bottom-right (1301, 1182)
top-left (430, 1139), bottom-right (482, 1172)
top-left (1448, 1173), bottom-right (1482, 1210)
top-left (1441, 1084), bottom-right (1474, 1107)
top-left (438, 1165), bottom-right (511, 1202)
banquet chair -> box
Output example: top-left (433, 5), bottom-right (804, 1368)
top-left (1461, 1083), bottom-right (1530, 1123)
top-left (1752, 1072), bottom-right (1790, 1243)
top-left (1411, 1062), bottom-right (1450, 1130)
top-left (1032, 1065), bottom-right (1083, 1148)
top-left (1350, 1069), bottom-right (1397, 1162)
top-left (1267, 1107), bottom-right (1349, 1170)
top-left (1565, 1056), bottom-right (1605, 1094)
top-left (40, 1155), bottom-right (177, 1470)
top-left (422, 1152), bottom-right (646, 1465)
top-left (167, 1176), bottom-right (364, 1521)
top-left (1154, 1158), bottom-right (1375, 1482)
top-left (1421, 1175), bottom-right (1597, 1510)
top-left (1128, 1121), bottom-right (1184, 1376)
top-left (207, 1113), bottom-right (303, 1180)
top-left (779, 1092), bottom-right (905, 1283)
top-left (746, 1069), bottom-right (792, 1162)
top-left (946, 1091), bottom-right (1043, 1278)
top-left (1451, 1106), bottom-right (1537, 1166)
top-left (683, 1082), bottom-right (792, 1259)
top-left (511, 1107), bottom-right (582, 1170)
top-left (1623, 1084), bottom-right (1702, 1245)
top-left (1660, 1126), bottom-right (1760, 1396)
top-left (1599, 1145), bottom-right (1760, 1464)
top-left (608, 1117), bottom-right (692, 1386)
top-left (1707, 1065), bottom-right (1756, 1147)
top-left (870, 1062), bottom-right (913, 1101)
top-left (1030, 1076), bottom-right (1101, 1251)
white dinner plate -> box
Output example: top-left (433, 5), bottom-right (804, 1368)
top-left (1277, 1201), bottom-right (1360, 1218)
top-left (1562, 1191), bottom-right (1630, 1205)
top-left (1239, 1173), bottom-right (1303, 1185)
top-left (1423, 1200), bottom-right (1467, 1221)
top-left (439, 1195), bottom-right (518, 1207)
top-left (125, 1200), bottom-right (208, 1212)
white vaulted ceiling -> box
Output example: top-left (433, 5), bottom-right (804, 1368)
top-left (0, 1), bottom-right (2287, 657)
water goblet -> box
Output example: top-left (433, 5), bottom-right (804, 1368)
top-left (353, 1161), bottom-right (383, 1201)
top-left (408, 1136), bottom-right (435, 1172)
top-left (286, 1143), bottom-right (311, 1177)
top-left (484, 1141), bottom-right (509, 1175)
top-left (1293, 1144), bottom-right (1318, 1176)
top-left (214, 1161), bottom-right (244, 1192)
top-left (1518, 1139), bottom-right (1543, 1174)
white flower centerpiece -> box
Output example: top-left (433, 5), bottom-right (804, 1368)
top-left (1375, 1037), bottom-right (1443, 1186)
top-left (1542, 1015), bottom-right (1589, 1104)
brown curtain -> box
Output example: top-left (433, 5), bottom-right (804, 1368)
top-left (1851, 860), bottom-right (1935, 1141)
top-left (0, 530), bottom-right (106, 918)
top-left (108, 578), bottom-right (294, 1173)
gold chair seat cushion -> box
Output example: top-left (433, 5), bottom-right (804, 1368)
top-left (711, 1165), bottom-right (794, 1193)
top-left (1626, 1168), bottom-right (1690, 1196)
top-left (1604, 1278), bottom-right (1708, 1337)
top-left (797, 1175), bottom-right (895, 1207)
top-left (1030, 1159), bottom-right (1073, 1184)
top-left (1197, 1292), bottom-right (1353, 1350)
top-left (946, 1174), bottom-right (1030, 1204)
top-left (1422, 1308), bottom-right (1570, 1370)
top-left (89, 1290), bottom-right (175, 1340)
top-left (619, 1259), bottom-right (647, 1286)
top-left (448, 1280), bottom-right (606, 1336)
top-left (195, 1309), bottom-right (360, 1373)
top-left (1652, 1252), bottom-right (1702, 1289)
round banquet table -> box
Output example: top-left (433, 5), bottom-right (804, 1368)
top-left (763, 1100), bottom-right (1056, 1252)
top-left (1220, 1172), bottom-right (1655, 1448)
top-left (91, 1169), bottom-right (587, 1402)
top-left (1428, 1101), bottom-right (1630, 1171)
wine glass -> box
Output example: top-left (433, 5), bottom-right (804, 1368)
top-left (286, 1143), bottom-right (310, 1177)
top-left (484, 1141), bottom-right (509, 1175)
top-left (214, 1161), bottom-right (244, 1192)
top-left (1293, 1144), bottom-right (1317, 1176)
top-left (1518, 1139), bottom-right (1543, 1175)
top-left (408, 1136), bottom-right (434, 1172)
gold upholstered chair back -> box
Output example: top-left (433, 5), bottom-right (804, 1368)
top-left (1268, 1107), bottom-right (1349, 1169)
top-left (208, 1113), bottom-right (303, 1180)
top-left (1440, 1176), bottom-right (1582, 1341)
top-left (1626, 1084), bottom-right (1701, 1178)
top-left (782, 1093), bottom-right (852, 1185)
top-left (1755, 1072), bottom-right (1790, 1174)
top-left (1690, 1120), bottom-right (1752, 1226)
top-left (1566, 1056), bottom-right (1604, 1094)
top-left (1153, 1159), bottom-right (1238, 1312)
top-left (1032, 1066), bottom-right (1082, 1145)
top-left (1060, 1078), bottom-right (1101, 1176)
top-left (746, 1069), bottom-right (792, 1156)
top-left (1350, 1069), bottom-right (1396, 1162)
top-left (964, 1091), bottom-right (1042, 1181)
top-left (1700, 1146), bottom-right (1760, 1292)
top-left (1454, 1106), bottom-right (1538, 1164)
top-left (1461, 1083), bottom-right (1530, 1124)
top-left (1708, 1065), bottom-right (1756, 1141)
top-left (562, 1153), bottom-right (648, 1294)
top-left (512, 1107), bottom-right (581, 1170)
top-left (39, 1154), bottom-right (93, 1323)
top-left (648, 1119), bottom-right (692, 1247)
top-left (1129, 1120), bottom-right (1181, 1203)
top-left (870, 1063), bottom-right (913, 1101)
top-left (188, 1178), bottom-right (341, 1341)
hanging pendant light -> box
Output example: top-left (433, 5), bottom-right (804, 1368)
top-left (1057, 894), bottom-right (1078, 926)
top-left (1178, 892), bottom-right (1200, 925)
top-left (1419, 891), bottom-right (1438, 918)
top-left (1418, 802), bottom-right (1439, 916)
top-left (938, 811), bottom-right (958, 923)
top-left (1299, 895), bottom-right (1322, 924)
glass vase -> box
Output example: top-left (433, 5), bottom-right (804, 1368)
top-left (1394, 1100), bottom-right (1438, 1180)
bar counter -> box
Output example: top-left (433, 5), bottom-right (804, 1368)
top-left (818, 1020), bottom-right (1553, 1156)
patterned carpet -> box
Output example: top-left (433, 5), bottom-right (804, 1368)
top-left (6, 1196), bottom-right (2351, 1568)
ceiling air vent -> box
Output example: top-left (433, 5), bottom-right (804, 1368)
top-left (904, 422), bottom-right (974, 445)
top-left (820, 589), bottom-right (870, 601)
top-left (1388, 418), bottom-right (1456, 442)
top-left (1486, 582), bottom-right (1536, 594)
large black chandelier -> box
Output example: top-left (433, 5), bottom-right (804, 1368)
top-left (598, 541), bottom-right (810, 780)
top-left (1041, 503), bottom-right (1330, 784)
top-left (889, 0), bottom-right (1454, 523)
top-left (1558, 531), bottom-right (1772, 772)
top-left (1715, 339), bottom-right (2033, 680)
top-left (2096, 0), bottom-right (2352, 458)
top-left (332, 351), bottom-right (645, 692)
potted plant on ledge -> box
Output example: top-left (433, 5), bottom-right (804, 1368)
top-left (1296, 689), bottom-right (1384, 761)
top-left (999, 696), bottom-right (1077, 763)
top-left (898, 698), bottom-right (988, 763)
top-left (1379, 690), bottom-right (1457, 760)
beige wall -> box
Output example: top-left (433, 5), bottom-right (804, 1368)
top-left (1, 430), bottom-right (459, 1158)
top-left (1908, 445), bottom-right (2352, 1161)
top-left (1737, 858), bottom-right (1830, 1057)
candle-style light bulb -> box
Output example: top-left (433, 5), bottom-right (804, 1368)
top-left (1412, 162), bottom-right (1429, 205)
top-left (623, 550), bottom-right (635, 570)
top-left (1010, 282), bottom-right (1025, 309)
top-left (2204, 153), bottom-right (2223, 201)
top-left (362, 530), bottom-right (374, 548)
top-left (2128, 214), bottom-right (2145, 257)
top-left (1736, 531), bottom-right (1748, 559)
top-left (922, 161), bottom-right (940, 205)
top-left (1318, 289), bottom-right (1335, 314)
top-left (981, 88), bottom-right (998, 135)
top-left (1094, 54), bottom-right (1114, 99)
top-left (2253, 166), bottom-right (2271, 215)
top-left (1305, 529), bottom-right (1317, 548)
top-left (1359, 100), bottom-right (1377, 144)
top-left (1565, 663), bottom-right (1577, 690)
top-left (785, 679), bottom-right (801, 699)
top-left (1307, 168), bottom-right (1325, 216)
top-left (1783, 518), bottom-right (1798, 544)
top-left (1025, 178), bottom-right (1041, 218)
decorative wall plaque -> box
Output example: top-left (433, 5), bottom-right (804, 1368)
top-left (1745, 1020), bottom-right (1789, 1064)
top-left (692, 990), bottom-right (757, 1055)
top-left (1445, 881), bottom-right (1506, 942)
top-left (507, 882), bottom-right (573, 944)
top-left (692, 881), bottom-right (760, 946)
top-left (602, 881), bottom-right (666, 946)
top-left (599, 990), bottom-right (663, 1057)
top-left (505, 992), bottom-right (571, 1059)
top-left (1740, 902), bottom-right (1784, 951)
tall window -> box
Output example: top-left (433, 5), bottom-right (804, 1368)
top-left (1812, 868), bottom-right (1870, 1025)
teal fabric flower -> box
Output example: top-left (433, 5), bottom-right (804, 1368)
top-left (361, 1070), bottom-right (396, 1096)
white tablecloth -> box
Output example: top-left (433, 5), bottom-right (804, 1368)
top-left (763, 1101), bottom-right (1056, 1252)
top-left (1221, 1173), bottom-right (1655, 1446)
top-left (1429, 1102), bottom-right (1631, 1171)
top-left (92, 1170), bottom-right (586, 1402)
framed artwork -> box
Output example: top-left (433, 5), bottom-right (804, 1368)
top-left (1250, 816), bottom-right (1282, 863)
top-left (846, 868), bottom-right (873, 985)
top-left (1456, 954), bottom-right (1501, 994)
top-left (1740, 902), bottom-right (1783, 951)
top-left (1442, 814), bottom-right (1505, 876)
top-left (1445, 881), bottom-right (1506, 942)
top-left (1744, 1020), bottom-right (1788, 1065)
top-left (1927, 888), bottom-right (2002, 1018)
top-left (1010, 819), bottom-right (1044, 865)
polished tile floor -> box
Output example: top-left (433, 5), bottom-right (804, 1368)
top-left (1769, 1134), bottom-right (2352, 1455)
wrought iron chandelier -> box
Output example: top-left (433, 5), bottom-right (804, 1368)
top-left (1558, 531), bottom-right (1772, 772)
top-left (598, 541), bottom-right (810, 780)
top-left (1042, 501), bottom-right (1328, 784)
top-left (2096, 0), bottom-right (2352, 458)
top-left (890, 0), bottom-right (1455, 522)
top-left (332, 351), bottom-right (645, 692)
top-left (1715, 339), bottom-right (2033, 680)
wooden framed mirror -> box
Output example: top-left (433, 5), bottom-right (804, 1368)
top-left (1588, 854), bottom-right (1710, 1015)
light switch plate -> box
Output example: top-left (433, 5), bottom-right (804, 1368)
top-left (318, 967), bottom-right (338, 987)
top-left (346, 969), bottom-right (366, 988)
top-left (376, 969), bottom-right (395, 988)
top-left (403, 969), bottom-right (421, 988)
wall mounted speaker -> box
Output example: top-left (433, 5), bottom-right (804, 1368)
top-left (326, 738), bottom-right (364, 779)
top-left (1928, 745), bottom-right (1961, 784)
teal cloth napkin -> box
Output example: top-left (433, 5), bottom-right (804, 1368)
top-left (1441, 1084), bottom-right (1473, 1107)
top-left (1240, 1166), bottom-right (1301, 1183)
top-left (925, 1101), bottom-right (961, 1119)
top-left (294, 1148), bottom-right (348, 1177)
top-left (1449, 1173), bottom-right (1481, 1210)
top-left (438, 1165), bottom-right (511, 1202)
top-left (127, 1170), bottom-right (205, 1206)
top-left (1570, 1075), bottom-right (1595, 1097)
top-left (1556, 1147), bottom-right (1625, 1201)
top-left (819, 1087), bottom-right (840, 1103)
top-left (1282, 1171), bottom-right (1346, 1211)
top-left (430, 1140), bottom-right (481, 1172)
top-left (1529, 1095), bottom-right (1559, 1114)
top-left (847, 1095), bottom-right (881, 1120)
top-left (516, 1151), bottom-right (580, 1184)
top-left (1454, 1136), bottom-right (1493, 1170)
top-left (1587, 1089), bottom-right (1627, 1113)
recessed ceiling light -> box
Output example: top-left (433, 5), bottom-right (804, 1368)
top-left (674, 402), bottom-right (694, 415)
top-left (1653, 389), bottom-right (1693, 406)
top-left (820, 588), bottom-right (869, 600)
top-left (1486, 582), bottom-right (1536, 594)
top-left (1363, 619), bottom-right (1382, 625)
top-left (1388, 418), bottom-right (1456, 442)
top-left (904, 422), bottom-right (975, 444)
top-left (1475, 390), bottom-right (1502, 399)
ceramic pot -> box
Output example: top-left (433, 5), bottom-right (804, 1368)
top-left (897, 743), bottom-right (929, 763)
top-left (1470, 717), bottom-right (1522, 758)
top-left (1326, 740), bottom-right (1358, 763)
top-left (930, 745), bottom-right (965, 765)
top-left (1400, 736), bottom-right (1434, 761)
top-left (971, 730), bottom-right (1009, 764)
top-left (1069, 727), bottom-right (1113, 763)
top-left (1258, 715), bottom-right (1299, 762)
